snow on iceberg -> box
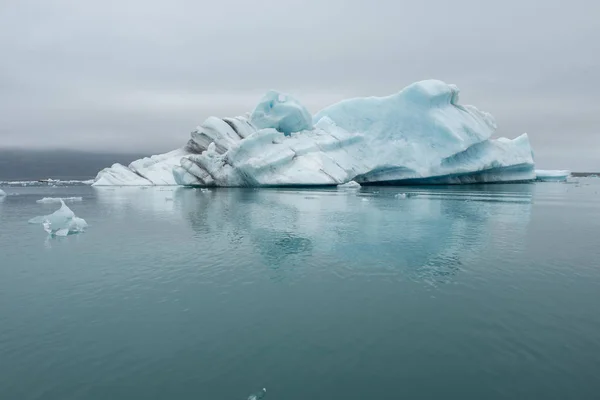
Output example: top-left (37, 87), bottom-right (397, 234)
top-left (535, 169), bottom-right (570, 182)
top-left (93, 80), bottom-right (536, 187)
top-left (36, 197), bottom-right (83, 204)
top-left (28, 200), bottom-right (88, 236)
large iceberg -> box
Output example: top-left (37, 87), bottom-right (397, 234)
top-left (93, 80), bottom-right (536, 187)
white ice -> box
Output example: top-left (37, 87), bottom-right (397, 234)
top-left (36, 197), bottom-right (83, 204)
top-left (94, 149), bottom-right (187, 186)
top-left (93, 80), bottom-right (537, 187)
top-left (337, 180), bottom-right (361, 189)
top-left (28, 200), bottom-right (88, 235)
top-left (0, 188), bottom-right (6, 196)
top-left (535, 169), bottom-right (570, 182)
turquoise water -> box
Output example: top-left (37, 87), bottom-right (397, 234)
top-left (1, 181), bottom-right (600, 399)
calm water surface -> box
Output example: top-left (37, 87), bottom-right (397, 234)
top-left (1, 180), bottom-right (600, 399)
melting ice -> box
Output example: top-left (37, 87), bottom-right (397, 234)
top-left (28, 200), bottom-right (88, 236)
top-left (93, 80), bottom-right (539, 187)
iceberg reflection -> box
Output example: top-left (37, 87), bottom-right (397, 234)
top-left (172, 185), bottom-right (533, 284)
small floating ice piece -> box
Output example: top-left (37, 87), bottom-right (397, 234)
top-left (29, 200), bottom-right (88, 235)
top-left (337, 180), bottom-right (361, 189)
top-left (36, 197), bottom-right (83, 204)
top-left (0, 188), bottom-right (6, 197)
top-left (395, 193), bottom-right (407, 199)
top-left (247, 388), bottom-right (267, 400)
top-left (535, 170), bottom-right (571, 182)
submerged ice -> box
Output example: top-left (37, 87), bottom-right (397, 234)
top-left (29, 200), bottom-right (88, 236)
top-left (93, 80), bottom-right (537, 187)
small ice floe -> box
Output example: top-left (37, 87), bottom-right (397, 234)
top-left (247, 388), bottom-right (267, 400)
top-left (395, 192), bottom-right (416, 199)
top-left (0, 188), bottom-right (6, 197)
top-left (36, 197), bottom-right (83, 204)
top-left (28, 200), bottom-right (88, 236)
top-left (535, 169), bottom-right (571, 182)
top-left (200, 188), bottom-right (211, 193)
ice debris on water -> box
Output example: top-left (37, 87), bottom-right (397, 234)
top-left (247, 388), bottom-right (267, 400)
top-left (337, 180), bottom-right (361, 189)
top-left (36, 197), bottom-right (83, 204)
top-left (28, 200), bottom-right (88, 236)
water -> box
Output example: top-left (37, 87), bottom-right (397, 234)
top-left (1, 180), bottom-right (600, 399)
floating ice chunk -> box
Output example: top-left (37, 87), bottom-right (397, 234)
top-left (535, 169), bottom-right (571, 182)
top-left (395, 193), bottom-right (407, 199)
top-left (247, 388), bottom-right (267, 400)
top-left (0, 188), bottom-right (5, 196)
top-left (337, 180), bottom-right (361, 189)
top-left (29, 200), bottom-right (88, 235)
top-left (36, 197), bottom-right (83, 204)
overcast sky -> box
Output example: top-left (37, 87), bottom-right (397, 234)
top-left (1, 0), bottom-right (598, 170)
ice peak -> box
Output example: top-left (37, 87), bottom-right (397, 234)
top-left (250, 90), bottom-right (313, 136)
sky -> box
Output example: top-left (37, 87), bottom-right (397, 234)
top-left (1, 0), bottom-right (598, 170)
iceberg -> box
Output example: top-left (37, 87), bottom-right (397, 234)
top-left (28, 200), bottom-right (88, 236)
top-left (93, 80), bottom-right (536, 187)
top-left (0, 188), bottom-right (6, 196)
top-left (337, 180), bottom-right (361, 189)
top-left (535, 169), bottom-right (570, 182)
top-left (36, 197), bottom-right (83, 204)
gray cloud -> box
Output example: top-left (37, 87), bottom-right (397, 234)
top-left (1, 0), bottom-right (598, 170)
